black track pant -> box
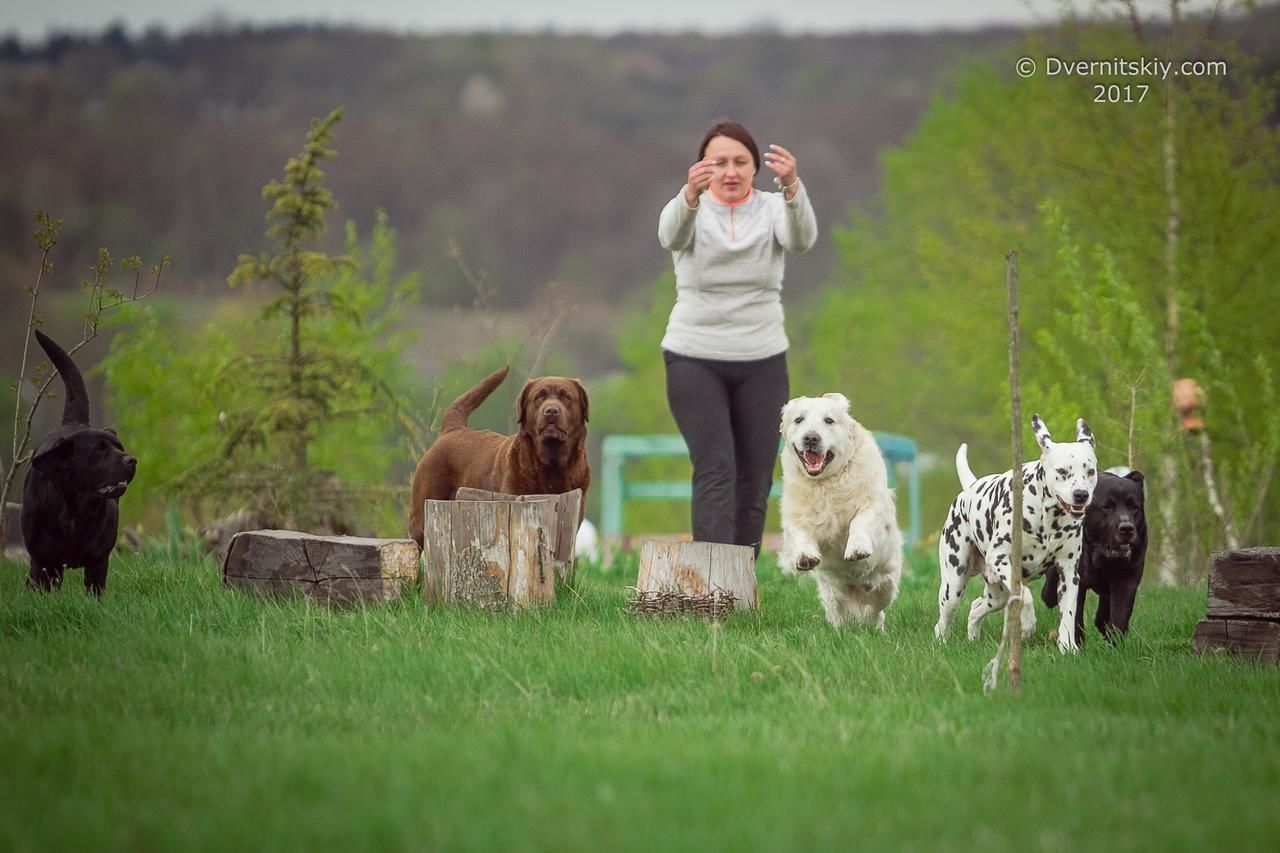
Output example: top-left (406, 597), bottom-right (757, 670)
top-left (663, 349), bottom-right (789, 555)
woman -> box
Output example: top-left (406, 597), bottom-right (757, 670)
top-left (657, 118), bottom-right (818, 556)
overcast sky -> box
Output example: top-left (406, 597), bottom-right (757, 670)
top-left (4, 1), bottom-right (1219, 41)
top-left (2, 0), bottom-right (1239, 40)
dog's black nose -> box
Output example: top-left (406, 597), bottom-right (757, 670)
top-left (1118, 521), bottom-right (1135, 538)
top-left (124, 455), bottom-right (137, 472)
top-left (803, 432), bottom-right (822, 450)
top-left (1073, 489), bottom-right (1089, 505)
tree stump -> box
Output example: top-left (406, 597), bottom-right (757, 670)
top-left (453, 487), bottom-right (582, 586)
top-left (1193, 547), bottom-right (1280, 665)
top-left (631, 539), bottom-right (758, 617)
top-left (222, 530), bottom-right (418, 606)
top-left (421, 498), bottom-right (557, 610)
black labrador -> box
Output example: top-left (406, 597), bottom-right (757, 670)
top-left (1042, 469), bottom-right (1147, 644)
top-left (21, 330), bottom-right (136, 595)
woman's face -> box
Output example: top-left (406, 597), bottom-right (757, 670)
top-left (703, 135), bottom-right (755, 203)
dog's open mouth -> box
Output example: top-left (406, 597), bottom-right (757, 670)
top-left (1055, 495), bottom-right (1087, 517)
top-left (794, 446), bottom-right (834, 477)
top-left (98, 481), bottom-right (130, 499)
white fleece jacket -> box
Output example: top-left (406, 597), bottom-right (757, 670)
top-left (657, 179), bottom-right (817, 361)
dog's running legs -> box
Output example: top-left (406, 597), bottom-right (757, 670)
top-left (934, 537), bottom-right (972, 640)
top-left (967, 560), bottom-right (1011, 641)
top-left (779, 526), bottom-right (821, 573)
top-left (1018, 585), bottom-right (1037, 639)
top-left (84, 557), bottom-right (108, 597)
top-left (1054, 558), bottom-right (1082, 653)
top-left (26, 560), bottom-right (64, 592)
top-left (1098, 578), bottom-right (1138, 643)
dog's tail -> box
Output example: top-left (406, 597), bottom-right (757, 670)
top-left (440, 364), bottom-right (510, 433)
top-left (34, 330), bottom-right (90, 426)
top-left (955, 443), bottom-right (977, 490)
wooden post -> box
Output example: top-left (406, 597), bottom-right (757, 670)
top-left (421, 498), bottom-right (557, 610)
top-left (1193, 547), bottom-right (1280, 664)
top-left (985, 249), bottom-right (1024, 694)
top-left (222, 530), bottom-right (418, 606)
top-left (631, 539), bottom-right (757, 617)
top-left (452, 487), bottom-right (582, 586)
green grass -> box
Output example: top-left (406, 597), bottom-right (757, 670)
top-left (2, 551), bottom-right (1277, 853)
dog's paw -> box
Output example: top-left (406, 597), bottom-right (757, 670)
top-left (1056, 633), bottom-right (1080, 654)
top-left (796, 550), bottom-right (821, 571)
top-left (843, 535), bottom-right (873, 562)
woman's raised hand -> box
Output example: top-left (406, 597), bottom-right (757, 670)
top-left (684, 157), bottom-right (717, 206)
top-left (763, 144), bottom-right (799, 197)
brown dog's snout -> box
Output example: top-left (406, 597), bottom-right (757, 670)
top-left (543, 403), bottom-right (562, 421)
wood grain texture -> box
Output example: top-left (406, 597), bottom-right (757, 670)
top-left (1193, 618), bottom-right (1280, 665)
top-left (1206, 547), bottom-right (1280, 620)
top-left (422, 498), bottom-right (557, 610)
top-left (222, 529), bottom-right (418, 605)
top-left (452, 487), bottom-right (582, 586)
top-left (635, 540), bottom-right (757, 612)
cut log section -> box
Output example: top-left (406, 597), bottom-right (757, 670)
top-left (1205, 547), bottom-right (1280, 620)
top-left (632, 539), bottom-right (758, 616)
top-left (1193, 618), bottom-right (1280, 665)
top-left (422, 498), bottom-right (557, 610)
top-left (222, 530), bottom-right (418, 606)
top-left (1193, 547), bottom-right (1280, 666)
top-left (453, 487), bottom-right (582, 586)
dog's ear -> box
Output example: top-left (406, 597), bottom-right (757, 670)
top-left (104, 427), bottom-right (118, 436)
top-left (32, 436), bottom-right (74, 473)
top-left (571, 379), bottom-right (589, 423)
top-left (1075, 418), bottom-right (1095, 447)
top-left (779, 400), bottom-right (795, 434)
top-left (515, 380), bottom-right (534, 428)
top-left (1124, 469), bottom-right (1145, 490)
top-left (1031, 413), bottom-right (1054, 451)
top-left (822, 392), bottom-right (850, 412)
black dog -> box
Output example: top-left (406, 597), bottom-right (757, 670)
top-left (21, 330), bottom-right (136, 595)
top-left (1042, 469), bottom-right (1147, 644)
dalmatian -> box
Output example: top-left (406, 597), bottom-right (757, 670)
top-left (933, 414), bottom-right (1098, 654)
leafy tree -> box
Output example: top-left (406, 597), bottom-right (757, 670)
top-left (797, 10), bottom-right (1280, 576)
top-left (101, 113), bottom-right (429, 532)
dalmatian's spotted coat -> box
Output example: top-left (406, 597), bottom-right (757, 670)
top-left (933, 414), bottom-right (1098, 654)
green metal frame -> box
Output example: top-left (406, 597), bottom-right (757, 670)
top-left (600, 433), bottom-right (921, 548)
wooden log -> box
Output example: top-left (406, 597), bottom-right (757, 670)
top-left (1206, 547), bottom-right (1280, 620)
top-left (422, 499), bottom-right (556, 610)
top-left (634, 539), bottom-right (758, 613)
top-left (453, 487), bottom-right (582, 586)
top-left (222, 529), bottom-right (418, 606)
top-left (1193, 618), bottom-right (1280, 665)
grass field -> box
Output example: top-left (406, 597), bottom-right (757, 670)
top-left (2, 549), bottom-right (1278, 853)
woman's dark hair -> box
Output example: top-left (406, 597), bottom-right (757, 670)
top-left (699, 119), bottom-right (760, 174)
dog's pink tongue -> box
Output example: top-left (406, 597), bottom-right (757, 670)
top-left (803, 451), bottom-right (824, 473)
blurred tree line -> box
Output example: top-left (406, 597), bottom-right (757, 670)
top-left (4, 5), bottom-right (1279, 569)
top-left (597, 4), bottom-right (1280, 576)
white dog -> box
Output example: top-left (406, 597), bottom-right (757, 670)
top-left (777, 394), bottom-right (903, 630)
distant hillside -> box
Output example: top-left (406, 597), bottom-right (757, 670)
top-left (0, 25), bottom-right (1035, 305)
top-left (1, 8), bottom-right (1276, 353)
